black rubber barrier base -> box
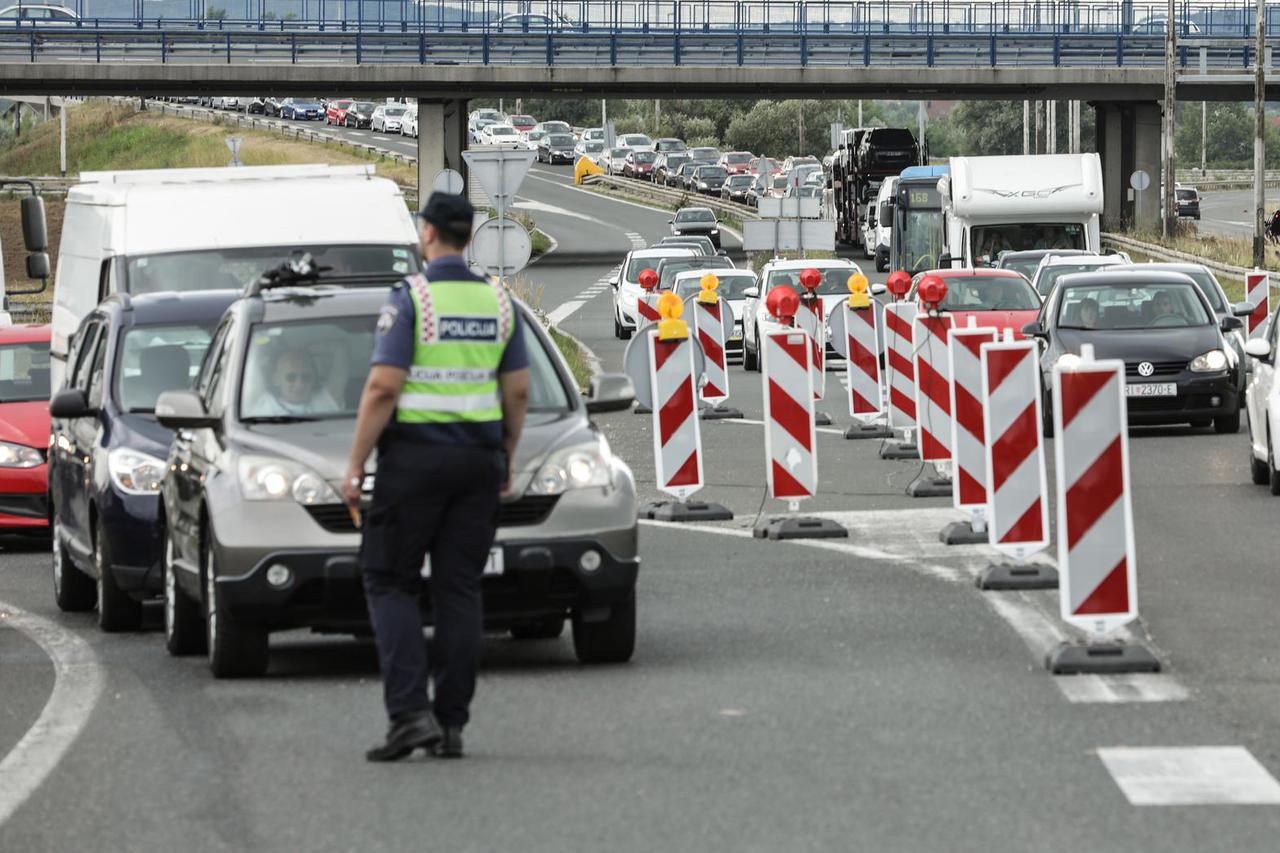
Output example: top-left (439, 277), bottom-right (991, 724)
top-left (845, 422), bottom-right (893, 440)
top-left (700, 405), bottom-right (745, 420)
top-left (939, 520), bottom-right (988, 545)
top-left (1046, 641), bottom-right (1162, 675)
top-left (752, 516), bottom-right (848, 540)
top-left (814, 410), bottom-right (833, 426)
top-left (977, 562), bottom-right (1060, 590)
top-left (907, 475), bottom-right (952, 498)
top-left (634, 404), bottom-right (652, 415)
top-left (640, 500), bottom-right (734, 522)
top-left (879, 441), bottom-right (919, 460)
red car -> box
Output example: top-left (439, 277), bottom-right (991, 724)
top-left (508, 114), bottom-right (537, 132)
top-left (623, 150), bottom-right (657, 180)
top-left (909, 268), bottom-right (1042, 339)
top-left (751, 157), bottom-right (780, 177)
top-left (721, 151), bottom-right (755, 175)
top-left (325, 99), bottom-right (353, 125)
top-left (0, 324), bottom-right (51, 535)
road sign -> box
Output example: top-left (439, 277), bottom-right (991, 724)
top-left (762, 329), bottom-right (816, 502)
top-left (467, 216), bottom-right (531, 278)
top-left (757, 197), bottom-right (821, 219)
top-left (911, 313), bottom-right (955, 463)
top-left (1052, 346), bottom-right (1138, 637)
top-left (1129, 170), bottom-right (1150, 191)
top-left (432, 168), bottom-right (465, 195)
top-left (1246, 269), bottom-right (1270, 337)
top-left (741, 219), bottom-right (836, 252)
top-left (980, 337), bottom-right (1050, 562)
top-left (225, 136), bottom-right (243, 167)
top-left (462, 149), bottom-right (536, 205)
top-left (883, 302), bottom-right (918, 431)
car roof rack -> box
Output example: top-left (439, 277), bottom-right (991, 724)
top-left (244, 253), bottom-right (402, 297)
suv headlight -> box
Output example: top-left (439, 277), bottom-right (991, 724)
top-left (528, 438), bottom-right (614, 496)
top-left (0, 440), bottom-right (43, 469)
top-left (238, 455), bottom-right (340, 504)
top-left (1190, 349), bottom-right (1228, 372)
top-left (108, 447), bottom-right (165, 494)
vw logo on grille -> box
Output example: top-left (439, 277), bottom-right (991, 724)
top-left (1137, 361), bottom-right (1155, 377)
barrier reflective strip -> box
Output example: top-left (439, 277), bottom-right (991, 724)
top-left (649, 333), bottom-right (703, 498)
top-left (762, 330), bottom-right (816, 500)
top-left (845, 302), bottom-right (882, 421)
top-left (1247, 270), bottom-right (1270, 337)
top-left (948, 326), bottom-right (997, 511)
top-left (399, 391), bottom-right (499, 411)
top-left (693, 297), bottom-right (729, 405)
top-left (911, 314), bottom-right (954, 462)
top-left (1054, 357), bottom-right (1138, 636)
top-left (980, 340), bottom-right (1050, 560)
top-left (638, 292), bottom-right (661, 323)
top-left (883, 302), bottom-right (918, 430)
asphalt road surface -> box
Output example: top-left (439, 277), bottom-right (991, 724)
top-left (1196, 188), bottom-right (1280, 238)
top-left (6, 131), bottom-right (1280, 852)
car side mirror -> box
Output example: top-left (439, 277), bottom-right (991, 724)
top-left (1245, 338), bottom-right (1273, 361)
top-left (608, 276), bottom-right (619, 288)
top-left (1233, 301), bottom-right (1256, 318)
top-left (50, 388), bottom-right (95, 419)
top-left (870, 283), bottom-right (887, 296)
top-left (743, 287), bottom-right (760, 299)
top-left (21, 195), bottom-right (47, 251)
top-left (1021, 321), bottom-right (1047, 338)
top-left (1220, 315), bottom-right (1245, 332)
top-left (25, 252), bottom-right (49, 281)
top-left (938, 252), bottom-right (955, 268)
top-left (155, 390), bottom-right (218, 430)
top-left (584, 373), bottom-right (635, 414)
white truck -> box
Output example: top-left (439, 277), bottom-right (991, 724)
top-left (939, 153), bottom-right (1104, 269)
top-left (51, 164), bottom-right (419, 389)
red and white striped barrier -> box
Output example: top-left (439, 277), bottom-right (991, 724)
top-left (980, 336), bottom-right (1050, 562)
top-left (840, 298), bottom-right (883, 422)
top-left (1052, 346), bottom-right (1138, 636)
top-left (690, 295), bottom-right (730, 405)
top-left (762, 329), bottom-right (817, 504)
top-left (949, 322), bottom-right (998, 515)
top-left (911, 312), bottom-right (955, 462)
top-left (1247, 269), bottom-right (1270, 338)
top-left (883, 302), bottom-right (918, 432)
top-left (795, 296), bottom-right (827, 402)
top-left (648, 331), bottom-right (703, 500)
top-left (638, 291), bottom-right (661, 325)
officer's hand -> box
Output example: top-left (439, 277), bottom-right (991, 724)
top-left (342, 466), bottom-right (364, 508)
top-left (499, 459), bottom-right (513, 497)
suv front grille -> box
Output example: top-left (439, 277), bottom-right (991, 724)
top-left (305, 494), bottom-right (560, 534)
top-left (1125, 360), bottom-right (1186, 378)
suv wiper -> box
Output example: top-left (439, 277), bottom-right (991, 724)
top-left (241, 415), bottom-right (320, 424)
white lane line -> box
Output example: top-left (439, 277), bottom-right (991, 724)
top-left (719, 416), bottom-right (848, 437)
top-left (512, 199), bottom-right (607, 225)
top-left (547, 301), bottom-right (586, 325)
top-left (626, 231), bottom-right (647, 249)
top-left (0, 601), bottom-right (105, 827)
top-left (1098, 747), bottom-right (1280, 806)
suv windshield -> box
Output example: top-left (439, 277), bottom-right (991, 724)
top-left (725, 153), bottom-right (752, 164)
top-left (1036, 262), bottom-right (1118, 296)
top-left (541, 122), bottom-right (570, 133)
top-left (674, 273), bottom-right (757, 301)
top-left (126, 245), bottom-right (417, 295)
top-left (690, 148), bottom-right (720, 160)
top-left (973, 223), bottom-right (1085, 267)
top-left (767, 266), bottom-right (852, 296)
top-left (116, 323), bottom-right (214, 413)
top-left (658, 259), bottom-right (732, 289)
top-left (0, 341), bottom-right (50, 403)
top-left (354, 102), bottom-right (376, 113)
top-left (675, 209), bottom-right (715, 224)
top-left (696, 167), bottom-right (727, 180)
top-left (1057, 283), bottom-right (1210, 330)
top-left (626, 253), bottom-right (689, 282)
top-left (633, 151), bottom-right (656, 163)
top-left (548, 134), bottom-right (575, 146)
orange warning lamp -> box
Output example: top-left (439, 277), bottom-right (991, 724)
top-left (886, 270), bottom-right (912, 300)
top-left (639, 268), bottom-right (658, 291)
top-left (846, 272), bottom-right (871, 309)
top-left (799, 267), bottom-right (822, 294)
top-left (918, 274), bottom-right (948, 313)
top-left (766, 284), bottom-right (800, 325)
top-left (697, 272), bottom-right (720, 305)
top-left (657, 291), bottom-right (688, 340)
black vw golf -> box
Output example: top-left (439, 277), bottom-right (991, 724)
top-left (1025, 270), bottom-right (1243, 434)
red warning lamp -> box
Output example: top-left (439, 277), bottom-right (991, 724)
top-left (886, 270), bottom-right (912, 299)
top-left (918, 274), bottom-right (948, 313)
top-left (799, 267), bottom-right (822, 293)
top-left (766, 284), bottom-right (800, 325)
top-left (639, 268), bottom-right (658, 291)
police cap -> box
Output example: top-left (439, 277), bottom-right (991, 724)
top-left (418, 191), bottom-right (475, 245)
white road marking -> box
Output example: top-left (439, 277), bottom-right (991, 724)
top-left (547, 301), bottom-right (586, 325)
top-left (721, 416), bottom-right (849, 437)
top-left (512, 199), bottom-right (606, 225)
top-left (0, 601), bottom-right (105, 827)
top-left (1098, 747), bottom-right (1280, 806)
top-left (346, 131), bottom-right (365, 137)
top-left (626, 231), bottom-right (647, 249)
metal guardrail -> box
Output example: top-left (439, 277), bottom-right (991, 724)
top-left (1101, 230), bottom-right (1271, 282)
top-left (582, 172), bottom-right (758, 225)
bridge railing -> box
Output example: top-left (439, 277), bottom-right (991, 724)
top-left (17, 0), bottom-right (1280, 37)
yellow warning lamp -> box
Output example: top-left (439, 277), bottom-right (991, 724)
top-left (697, 272), bottom-right (720, 304)
top-left (657, 291), bottom-right (689, 340)
top-left (846, 272), bottom-right (871, 309)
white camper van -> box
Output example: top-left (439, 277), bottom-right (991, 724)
top-left (51, 164), bottom-right (419, 388)
top-left (939, 153), bottom-right (1104, 268)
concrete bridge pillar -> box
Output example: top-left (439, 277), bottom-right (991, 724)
top-left (416, 98), bottom-right (468, 202)
top-left (1093, 101), bottom-right (1162, 233)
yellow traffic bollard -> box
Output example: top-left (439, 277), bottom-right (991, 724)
top-left (847, 272), bottom-right (871, 309)
top-left (697, 272), bottom-right (720, 304)
top-left (657, 291), bottom-right (689, 340)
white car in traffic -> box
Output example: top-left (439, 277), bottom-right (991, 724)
top-left (400, 109), bottom-right (418, 138)
top-left (371, 105), bottom-right (410, 133)
top-left (618, 134), bottom-right (654, 153)
top-left (610, 247), bottom-right (699, 339)
top-left (741, 258), bottom-right (862, 372)
top-left (479, 123), bottom-right (523, 148)
top-left (1245, 306), bottom-right (1280, 491)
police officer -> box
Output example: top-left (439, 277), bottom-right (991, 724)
top-left (343, 191), bottom-right (530, 762)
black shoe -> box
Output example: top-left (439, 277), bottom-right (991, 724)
top-left (431, 726), bottom-right (464, 759)
top-left (365, 712), bottom-right (443, 762)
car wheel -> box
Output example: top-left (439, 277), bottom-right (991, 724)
top-left (875, 256), bottom-right (887, 273)
top-left (572, 594), bottom-right (635, 664)
top-left (1041, 387), bottom-right (1055, 439)
top-left (1251, 438), bottom-right (1270, 485)
top-left (51, 513), bottom-right (95, 612)
top-left (1214, 410), bottom-right (1241, 434)
top-left (204, 534), bottom-right (269, 678)
top-left (510, 618), bottom-right (564, 640)
top-left (744, 332), bottom-right (759, 372)
top-left (164, 528), bottom-right (206, 656)
top-left (95, 522), bottom-right (142, 632)
top-left (613, 312), bottom-right (623, 340)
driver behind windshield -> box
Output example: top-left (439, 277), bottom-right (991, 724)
top-left (1150, 290), bottom-right (1176, 319)
top-left (1078, 297), bottom-right (1100, 329)
top-left (256, 348), bottom-right (340, 416)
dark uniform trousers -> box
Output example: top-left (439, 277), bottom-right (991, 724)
top-left (360, 438), bottom-right (504, 727)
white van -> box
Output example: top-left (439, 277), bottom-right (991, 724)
top-left (939, 153), bottom-right (1104, 268)
top-left (865, 175), bottom-right (898, 271)
top-left (51, 164), bottom-right (419, 388)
